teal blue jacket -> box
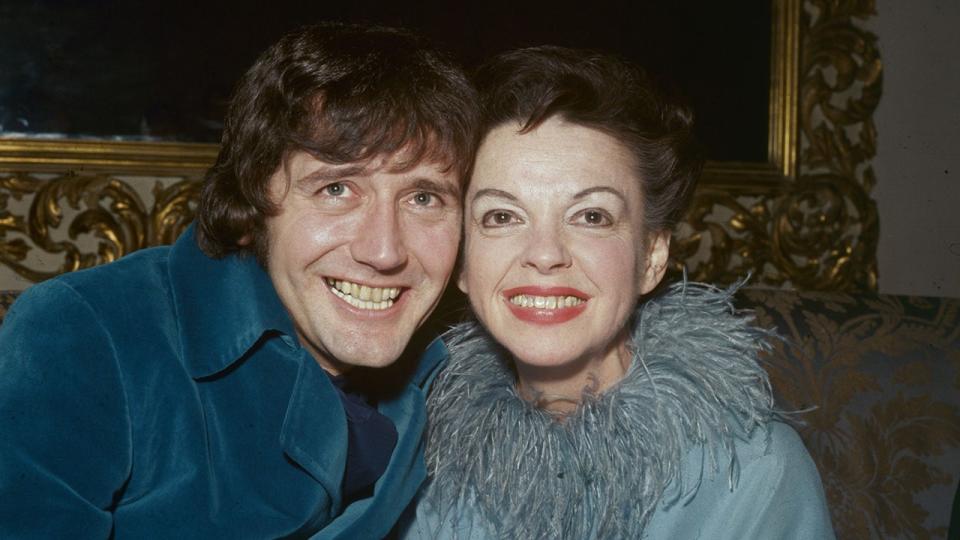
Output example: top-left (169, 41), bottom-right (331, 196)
top-left (0, 226), bottom-right (445, 538)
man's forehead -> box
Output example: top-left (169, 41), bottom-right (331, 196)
top-left (285, 149), bottom-right (461, 192)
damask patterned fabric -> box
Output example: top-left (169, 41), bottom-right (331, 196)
top-left (1, 288), bottom-right (958, 539)
top-left (740, 290), bottom-right (960, 540)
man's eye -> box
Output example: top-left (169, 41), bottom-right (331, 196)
top-left (322, 182), bottom-right (346, 196)
top-left (481, 210), bottom-right (519, 227)
top-left (412, 192), bottom-right (435, 206)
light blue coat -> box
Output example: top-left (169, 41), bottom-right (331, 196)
top-left (399, 281), bottom-right (836, 539)
top-left (402, 421), bottom-right (835, 539)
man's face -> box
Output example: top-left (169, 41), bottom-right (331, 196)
top-left (264, 149), bottom-right (462, 375)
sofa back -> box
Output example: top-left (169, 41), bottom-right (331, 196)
top-left (739, 289), bottom-right (960, 539)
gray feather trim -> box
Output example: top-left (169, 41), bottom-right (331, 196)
top-left (421, 281), bottom-right (778, 539)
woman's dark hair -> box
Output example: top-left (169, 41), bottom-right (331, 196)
top-left (196, 22), bottom-right (479, 260)
top-left (474, 46), bottom-right (703, 233)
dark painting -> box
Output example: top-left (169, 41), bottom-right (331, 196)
top-left (0, 0), bottom-right (770, 162)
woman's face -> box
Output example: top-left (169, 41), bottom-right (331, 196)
top-left (459, 116), bottom-right (669, 373)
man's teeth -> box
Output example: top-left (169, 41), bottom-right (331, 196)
top-left (509, 294), bottom-right (584, 309)
top-left (326, 279), bottom-right (400, 310)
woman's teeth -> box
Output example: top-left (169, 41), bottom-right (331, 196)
top-left (326, 278), bottom-right (400, 310)
top-left (509, 294), bottom-right (584, 309)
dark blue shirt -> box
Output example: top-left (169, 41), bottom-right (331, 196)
top-left (328, 373), bottom-right (399, 503)
top-left (0, 225), bottom-right (445, 538)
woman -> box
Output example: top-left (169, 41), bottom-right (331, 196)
top-left (402, 47), bottom-right (834, 539)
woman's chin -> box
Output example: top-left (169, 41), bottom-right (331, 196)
top-left (512, 354), bottom-right (579, 371)
top-left (508, 348), bottom-right (601, 379)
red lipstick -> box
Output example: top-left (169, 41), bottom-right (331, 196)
top-left (501, 286), bottom-right (589, 325)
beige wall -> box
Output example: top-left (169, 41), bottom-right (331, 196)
top-left (872, 1), bottom-right (960, 298)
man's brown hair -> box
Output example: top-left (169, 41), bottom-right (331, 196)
top-left (196, 22), bottom-right (479, 260)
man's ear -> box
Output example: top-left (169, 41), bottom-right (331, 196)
top-left (237, 234), bottom-right (253, 246)
top-left (638, 231), bottom-right (671, 295)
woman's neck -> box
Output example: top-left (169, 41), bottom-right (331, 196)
top-left (513, 334), bottom-right (633, 416)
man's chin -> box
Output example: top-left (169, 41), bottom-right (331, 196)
top-left (314, 342), bottom-right (410, 375)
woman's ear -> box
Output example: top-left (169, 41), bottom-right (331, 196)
top-left (638, 231), bottom-right (671, 295)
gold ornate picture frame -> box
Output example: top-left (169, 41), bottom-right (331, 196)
top-left (0, 0), bottom-right (881, 290)
top-left (677, 0), bottom-right (881, 291)
top-left (0, 140), bottom-right (218, 176)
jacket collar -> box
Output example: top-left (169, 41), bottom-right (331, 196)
top-left (411, 337), bottom-right (448, 389)
top-left (168, 225), bottom-right (297, 378)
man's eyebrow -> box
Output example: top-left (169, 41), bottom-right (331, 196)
top-left (297, 165), bottom-right (367, 185)
top-left (411, 177), bottom-right (461, 198)
top-left (471, 188), bottom-right (518, 203)
top-left (572, 186), bottom-right (627, 203)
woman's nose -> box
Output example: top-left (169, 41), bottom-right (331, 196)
top-left (521, 226), bottom-right (572, 273)
top-left (349, 203), bottom-right (408, 272)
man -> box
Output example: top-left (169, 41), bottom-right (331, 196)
top-left (0, 23), bottom-right (477, 537)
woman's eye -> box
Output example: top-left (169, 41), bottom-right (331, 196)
top-left (585, 211), bottom-right (605, 224)
top-left (481, 210), bottom-right (519, 227)
top-left (574, 209), bottom-right (613, 226)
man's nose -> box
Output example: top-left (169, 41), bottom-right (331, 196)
top-left (349, 202), bottom-right (408, 272)
top-left (521, 225), bottom-right (572, 274)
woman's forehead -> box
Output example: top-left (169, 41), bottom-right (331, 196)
top-left (470, 118), bottom-right (640, 197)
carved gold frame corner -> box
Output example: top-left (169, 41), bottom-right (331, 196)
top-left (0, 141), bottom-right (214, 283)
top-left (697, 0), bottom-right (800, 193)
top-left (677, 0), bottom-right (881, 291)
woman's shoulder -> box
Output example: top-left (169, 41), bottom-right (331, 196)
top-left (647, 420), bottom-right (834, 539)
top-left (738, 420), bottom-right (810, 464)
top-left (664, 420), bottom-right (813, 496)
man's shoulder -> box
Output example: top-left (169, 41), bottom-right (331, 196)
top-left (8, 245), bottom-right (177, 329)
top-left (58, 244), bottom-right (172, 292)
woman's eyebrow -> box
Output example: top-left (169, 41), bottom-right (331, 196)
top-left (572, 186), bottom-right (627, 203)
top-left (471, 188), bottom-right (518, 202)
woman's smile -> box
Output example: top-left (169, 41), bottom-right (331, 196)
top-left (502, 286), bottom-right (588, 324)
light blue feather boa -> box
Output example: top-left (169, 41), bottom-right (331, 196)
top-left (421, 281), bottom-right (779, 539)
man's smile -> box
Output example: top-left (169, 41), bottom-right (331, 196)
top-left (325, 277), bottom-right (404, 311)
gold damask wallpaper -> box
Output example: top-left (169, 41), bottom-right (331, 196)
top-left (0, 0), bottom-right (882, 290)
